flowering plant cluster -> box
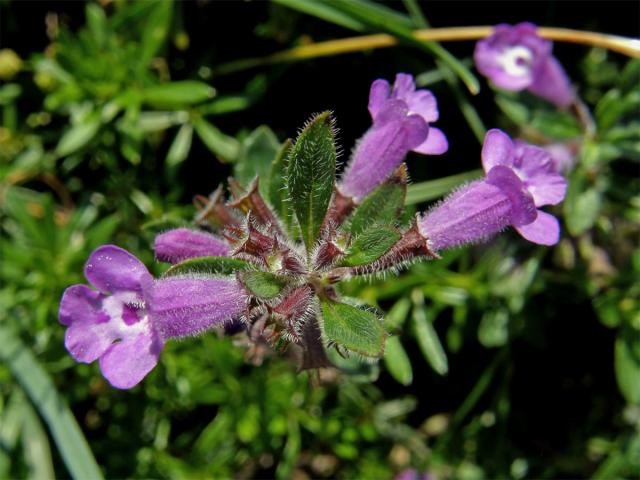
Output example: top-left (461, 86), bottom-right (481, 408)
top-left (59, 25), bottom-right (570, 389)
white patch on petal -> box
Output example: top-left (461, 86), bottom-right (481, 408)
top-left (102, 295), bottom-right (150, 341)
top-left (496, 46), bottom-right (533, 78)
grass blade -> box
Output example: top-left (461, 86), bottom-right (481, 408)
top-left (0, 326), bottom-right (104, 480)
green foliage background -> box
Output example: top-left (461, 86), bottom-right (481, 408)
top-left (1, 1), bottom-right (638, 478)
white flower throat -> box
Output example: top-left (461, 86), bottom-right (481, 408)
top-left (496, 46), bottom-right (533, 77)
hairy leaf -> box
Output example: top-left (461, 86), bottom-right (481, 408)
top-left (287, 111), bottom-right (337, 251)
top-left (320, 300), bottom-right (385, 357)
top-left (342, 226), bottom-right (400, 267)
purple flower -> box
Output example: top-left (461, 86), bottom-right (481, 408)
top-left (395, 469), bottom-right (433, 480)
top-left (59, 245), bottom-right (246, 389)
top-left (339, 73), bottom-right (447, 201)
top-left (541, 142), bottom-right (577, 173)
top-left (154, 227), bottom-right (230, 263)
top-left (419, 129), bottom-right (566, 251)
top-left (474, 23), bottom-right (574, 108)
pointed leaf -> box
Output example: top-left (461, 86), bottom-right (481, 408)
top-left (0, 326), bottom-right (103, 480)
top-left (412, 293), bottom-right (448, 375)
top-left (241, 271), bottom-right (287, 299)
top-left (350, 167), bottom-right (407, 236)
top-left (163, 256), bottom-right (251, 277)
top-left (384, 336), bottom-right (413, 386)
top-left (342, 226), bottom-right (400, 267)
top-left (615, 333), bottom-right (640, 405)
top-left (320, 300), bottom-right (385, 357)
top-left (234, 125), bottom-right (281, 195)
top-left (269, 139), bottom-right (294, 223)
top-left (55, 113), bottom-right (101, 157)
top-left (142, 81), bottom-right (216, 108)
top-left (139, 0), bottom-right (173, 68)
top-left (287, 111), bottom-right (337, 251)
top-left (194, 118), bottom-right (240, 162)
top-left (166, 123), bottom-right (193, 167)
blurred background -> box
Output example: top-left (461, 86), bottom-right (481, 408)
top-left (1, 1), bottom-right (639, 478)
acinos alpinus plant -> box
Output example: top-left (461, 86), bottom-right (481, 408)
top-left (59, 72), bottom-right (567, 389)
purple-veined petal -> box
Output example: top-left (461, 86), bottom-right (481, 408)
top-left (528, 56), bottom-right (575, 108)
top-left (482, 129), bottom-right (514, 172)
top-left (368, 79), bottom-right (391, 120)
top-left (84, 245), bottom-right (152, 295)
top-left (61, 288), bottom-right (151, 363)
top-left (486, 166), bottom-right (537, 226)
top-left (151, 278), bottom-right (247, 339)
top-left (154, 228), bottom-right (230, 264)
top-left (99, 330), bottom-right (163, 389)
top-left (515, 210), bottom-right (560, 245)
top-left (412, 127), bottom-right (449, 155)
top-left (59, 284), bottom-right (106, 327)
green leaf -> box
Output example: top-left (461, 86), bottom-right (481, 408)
top-left (166, 123), bottom-right (193, 167)
top-left (615, 333), bottom-right (640, 405)
top-left (478, 308), bottom-right (510, 348)
top-left (412, 290), bottom-right (448, 375)
top-left (406, 170), bottom-right (482, 205)
top-left (241, 271), bottom-right (287, 299)
top-left (85, 3), bottom-right (107, 47)
top-left (530, 110), bottom-right (582, 140)
top-left (342, 226), bottom-right (400, 267)
top-left (268, 139), bottom-right (294, 223)
top-left (194, 118), bottom-right (240, 162)
top-left (565, 187), bottom-right (602, 236)
top-left (384, 297), bottom-right (412, 331)
top-left (55, 113), bottom-right (101, 157)
top-left (287, 111), bottom-right (337, 251)
top-left (142, 81), bottom-right (216, 108)
top-left (495, 93), bottom-right (530, 125)
top-left (163, 256), bottom-right (251, 277)
top-left (234, 125), bottom-right (281, 195)
top-left (0, 326), bottom-right (104, 480)
top-left (19, 393), bottom-right (56, 480)
top-left (139, 0), bottom-right (173, 68)
top-left (320, 300), bottom-right (386, 357)
top-left (350, 171), bottom-right (406, 236)
top-left (137, 111), bottom-right (188, 132)
top-left (273, 0), bottom-right (368, 31)
top-left (383, 336), bottom-right (413, 385)
top-left (293, 0), bottom-right (479, 94)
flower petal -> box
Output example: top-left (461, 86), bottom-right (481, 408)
top-left (405, 89), bottom-right (439, 123)
top-left (486, 165), bottom-right (537, 226)
top-left (528, 56), bottom-right (575, 108)
top-left (99, 330), bottom-right (163, 389)
top-left (151, 278), bottom-right (247, 339)
top-left (391, 73), bottom-right (415, 98)
top-left (527, 171), bottom-right (567, 207)
top-left (59, 285), bottom-right (113, 363)
top-left (368, 79), bottom-right (391, 120)
top-left (515, 210), bottom-right (560, 245)
top-left (340, 101), bottom-right (428, 200)
top-left (154, 228), bottom-right (230, 264)
top-left (84, 245), bottom-right (152, 295)
top-left (412, 127), bottom-right (449, 155)
top-left (482, 129), bottom-right (514, 172)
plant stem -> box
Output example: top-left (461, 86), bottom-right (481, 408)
top-left (213, 26), bottom-right (640, 77)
